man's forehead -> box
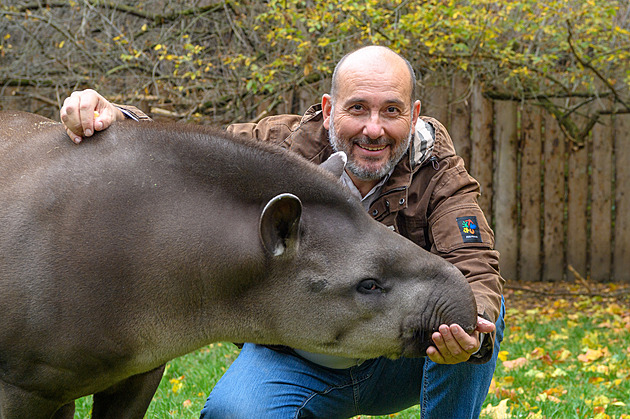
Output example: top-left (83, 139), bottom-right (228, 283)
top-left (335, 67), bottom-right (412, 103)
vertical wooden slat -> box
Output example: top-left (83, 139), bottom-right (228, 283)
top-left (614, 114), bottom-right (630, 282)
top-left (493, 100), bottom-right (518, 281)
top-left (519, 104), bottom-right (542, 281)
top-left (542, 111), bottom-right (565, 281)
top-left (470, 83), bottom-right (494, 218)
top-left (591, 115), bottom-right (614, 281)
top-left (422, 84), bottom-right (449, 126)
top-left (566, 109), bottom-right (589, 280)
top-left (449, 74), bottom-right (472, 169)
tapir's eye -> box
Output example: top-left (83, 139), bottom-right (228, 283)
top-left (357, 279), bottom-right (384, 294)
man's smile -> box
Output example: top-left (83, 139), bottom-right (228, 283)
top-left (357, 143), bottom-right (388, 152)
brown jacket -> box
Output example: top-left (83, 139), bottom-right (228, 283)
top-left (117, 103), bottom-right (504, 362)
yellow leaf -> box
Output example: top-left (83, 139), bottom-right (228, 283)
top-left (154, 44), bottom-right (162, 51)
top-left (578, 347), bottom-right (607, 363)
top-left (481, 398), bottom-right (510, 419)
top-left (554, 349), bottom-right (572, 361)
top-left (498, 350), bottom-right (509, 362)
top-left (141, 24), bottom-right (148, 31)
top-left (3, 34), bottom-right (10, 40)
top-left (581, 331), bottom-right (600, 347)
top-left (58, 41), bottom-right (64, 48)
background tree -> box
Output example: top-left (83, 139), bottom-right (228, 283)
top-left (1, 0), bottom-right (628, 135)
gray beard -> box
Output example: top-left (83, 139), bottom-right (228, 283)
top-left (329, 112), bottom-right (413, 181)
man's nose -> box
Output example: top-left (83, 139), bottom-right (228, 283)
top-left (363, 112), bottom-right (385, 139)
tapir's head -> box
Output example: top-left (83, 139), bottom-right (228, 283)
top-left (249, 152), bottom-right (477, 360)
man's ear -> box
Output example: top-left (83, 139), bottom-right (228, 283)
top-left (322, 94), bottom-right (333, 130)
top-left (412, 100), bottom-right (421, 125)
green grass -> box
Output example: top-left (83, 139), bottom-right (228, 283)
top-left (73, 284), bottom-right (630, 418)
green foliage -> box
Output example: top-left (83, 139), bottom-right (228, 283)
top-left (0, 1), bottom-right (628, 129)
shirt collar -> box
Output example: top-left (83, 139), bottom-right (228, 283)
top-left (340, 168), bottom-right (395, 212)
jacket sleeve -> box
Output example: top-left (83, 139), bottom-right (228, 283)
top-left (227, 114), bottom-right (303, 148)
top-left (113, 104), bottom-right (152, 121)
top-left (426, 156), bottom-right (504, 364)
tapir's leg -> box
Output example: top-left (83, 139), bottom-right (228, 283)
top-left (91, 365), bottom-right (166, 419)
top-left (0, 380), bottom-right (64, 419)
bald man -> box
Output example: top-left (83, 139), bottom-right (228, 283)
top-left (60, 46), bottom-right (505, 418)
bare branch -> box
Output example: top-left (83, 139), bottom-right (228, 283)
top-left (566, 19), bottom-right (630, 113)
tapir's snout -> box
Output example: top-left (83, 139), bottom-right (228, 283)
top-left (398, 262), bottom-right (478, 358)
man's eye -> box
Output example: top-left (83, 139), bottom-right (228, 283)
top-left (351, 104), bottom-right (364, 111)
top-left (386, 106), bottom-right (400, 113)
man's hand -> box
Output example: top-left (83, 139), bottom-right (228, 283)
top-left (426, 316), bottom-right (495, 364)
top-left (60, 89), bottom-right (125, 144)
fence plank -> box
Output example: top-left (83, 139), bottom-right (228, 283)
top-left (614, 114), bottom-right (630, 282)
top-left (589, 110), bottom-right (613, 281)
top-left (590, 115), bottom-right (613, 281)
top-left (422, 84), bottom-right (449, 126)
top-left (470, 83), bottom-right (494, 218)
top-left (519, 104), bottom-right (542, 281)
top-left (566, 118), bottom-right (589, 281)
top-left (449, 74), bottom-right (471, 169)
top-left (493, 100), bottom-right (518, 280)
top-left (542, 111), bottom-right (565, 281)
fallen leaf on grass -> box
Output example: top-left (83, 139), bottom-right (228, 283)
top-left (503, 357), bottom-right (528, 370)
top-left (577, 347), bottom-right (608, 363)
top-left (481, 398), bottom-right (510, 419)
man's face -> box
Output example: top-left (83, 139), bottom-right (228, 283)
top-left (329, 106), bottom-right (413, 181)
top-left (323, 58), bottom-right (419, 184)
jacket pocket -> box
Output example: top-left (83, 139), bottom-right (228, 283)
top-left (397, 215), bottom-right (428, 250)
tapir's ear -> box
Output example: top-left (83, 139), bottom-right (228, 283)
top-left (319, 151), bottom-right (347, 178)
top-left (259, 193), bottom-right (302, 256)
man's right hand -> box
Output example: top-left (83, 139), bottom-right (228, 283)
top-left (60, 89), bottom-right (125, 144)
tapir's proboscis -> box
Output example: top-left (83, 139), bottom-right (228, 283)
top-left (0, 111), bottom-right (477, 418)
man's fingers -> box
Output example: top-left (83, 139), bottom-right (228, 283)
top-left (428, 324), bottom-right (481, 364)
top-left (60, 89), bottom-right (105, 141)
top-left (65, 128), bottom-right (82, 144)
top-left (426, 345), bottom-right (445, 364)
top-left (476, 317), bottom-right (496, 334)
top-left (438, 325), bottom-right (468, 358)
top-left (77, 90), bottom-right (99, 138)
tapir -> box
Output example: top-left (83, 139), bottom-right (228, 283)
top-left (0, 111), bottom-right (478, 419)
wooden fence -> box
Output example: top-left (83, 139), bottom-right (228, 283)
top-left (419, 76), bottom-right (630, 283)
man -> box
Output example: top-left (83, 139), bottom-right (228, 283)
top-left (61, 46), bottom-right (504, 418)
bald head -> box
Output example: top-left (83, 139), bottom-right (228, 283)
top-left (330, 46), bottom-right (416, 104)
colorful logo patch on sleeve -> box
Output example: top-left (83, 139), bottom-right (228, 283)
top-left (456, 216), bottom-right (483, 243)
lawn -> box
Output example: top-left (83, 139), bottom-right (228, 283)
top-left (73, 281), bottom-right (630, 418)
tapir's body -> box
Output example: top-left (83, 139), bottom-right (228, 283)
top-left (0, 111), bottom-right (477, 419)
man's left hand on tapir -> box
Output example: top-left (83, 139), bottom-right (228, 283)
top-left (427, 316), bottom-right (496, 364)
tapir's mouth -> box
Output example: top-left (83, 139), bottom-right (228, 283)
top-left (400, 328), bottom-right (436, 358)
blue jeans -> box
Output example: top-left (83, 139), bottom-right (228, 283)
top-left (200, 299), bottom-right (505, 418)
